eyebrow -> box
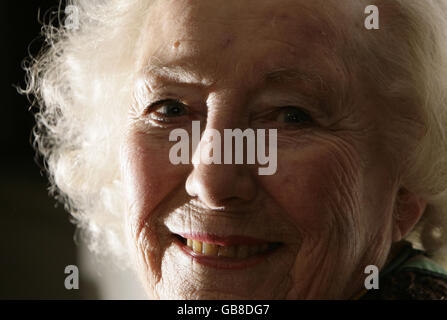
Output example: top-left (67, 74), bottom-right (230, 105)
top-left (142, 62), bottom-right (328, 92)
top-left (142, 63), bottom-right (213, 87)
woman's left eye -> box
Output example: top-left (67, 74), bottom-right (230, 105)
top-left (276, 106), bottom-right (313, 124)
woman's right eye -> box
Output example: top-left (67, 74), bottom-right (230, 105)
top-left (146, 99), bottom-right (188, 118)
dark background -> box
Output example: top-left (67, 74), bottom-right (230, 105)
top-left (1, 1), bottom-right (82, 299)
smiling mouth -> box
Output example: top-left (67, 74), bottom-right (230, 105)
top-left (175, 234), bottom-right (283, 259)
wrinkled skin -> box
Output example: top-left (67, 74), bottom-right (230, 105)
top-left (121, 0), bottom-right (425, 299)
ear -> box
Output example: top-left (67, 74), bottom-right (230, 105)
top-left (392, 188), bottom-right (427, 242)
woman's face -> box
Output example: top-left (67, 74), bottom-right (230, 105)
top-left (121, 0), bottom-right (400, 299)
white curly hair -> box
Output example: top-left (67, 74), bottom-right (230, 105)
top-left (23, 0), bottom-right (447, 267)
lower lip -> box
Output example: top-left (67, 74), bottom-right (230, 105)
top-left (173, 236), bottom-right (282, 270)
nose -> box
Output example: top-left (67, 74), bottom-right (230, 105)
top-left (185, 161), bottom-right (257, 209)
top-left (185, 119), bottom-right (257, 209)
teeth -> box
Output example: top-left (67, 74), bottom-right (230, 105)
top-left (192, 240), bottom-right (202, 254)
top-left (218, 245), bottom-right (237, 258)
top-left (203, 243), bottom-right (219, 256)
top-left (184, 238), bottom-right (276, 258)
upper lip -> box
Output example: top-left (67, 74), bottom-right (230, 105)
top-left (176, 233), bottom-right (275, 246)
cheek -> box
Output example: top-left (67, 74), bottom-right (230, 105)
top-left (259, 137), bottom-right (363, 239)
top-left (122, 133), bottom-right (188, 228)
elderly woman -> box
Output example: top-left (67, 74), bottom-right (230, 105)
top-left (24, 0), bottom-right (447, 299)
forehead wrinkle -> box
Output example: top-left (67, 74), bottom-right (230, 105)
top-left (140, 0), bottom-right (358, 93)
